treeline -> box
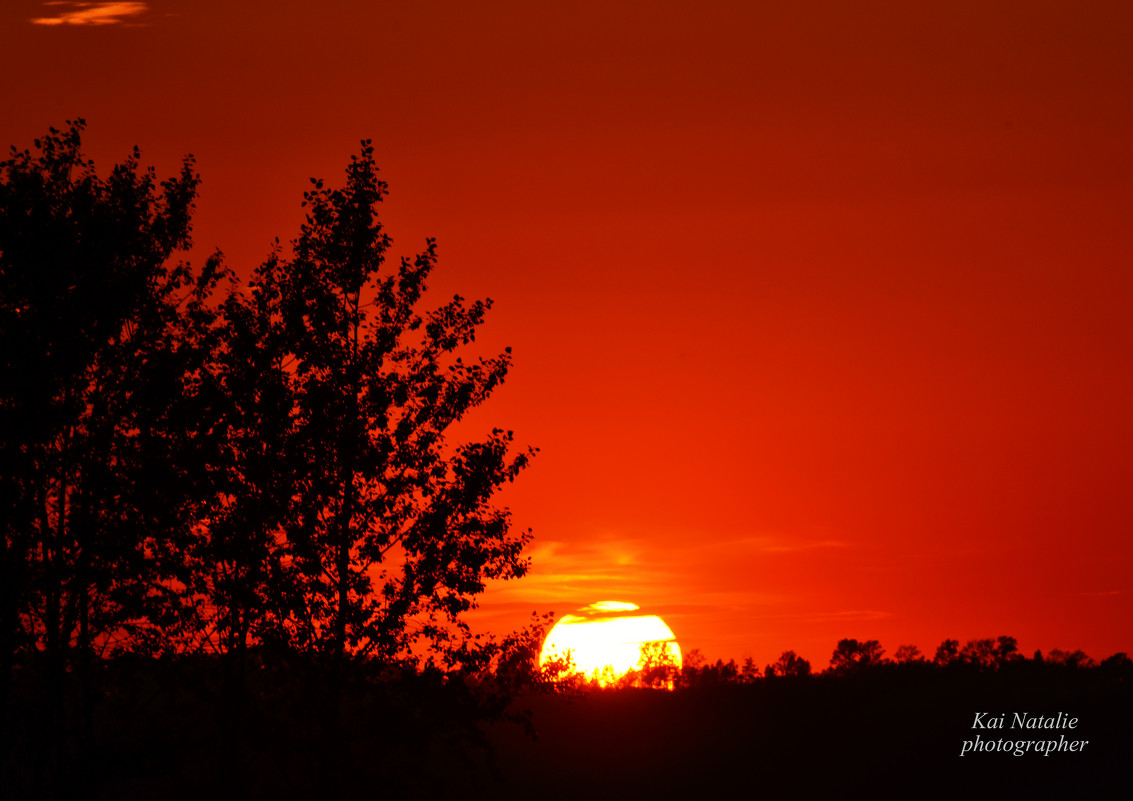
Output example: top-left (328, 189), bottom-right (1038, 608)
top-left (580, 637), bottom-right (1133, 690)
top-left (491, 647), bottom-right (1133, 801)
top-left (1, 121), bottom-right (539, 795)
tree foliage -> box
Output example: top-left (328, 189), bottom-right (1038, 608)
top-left (0, 119), bottom-right (220, 670)
top-left (957, 636), bottom-right (1020, 670)
top-left (934, 637), bottom-right (960, 666)
top-left (218, 141), bottom-right (537, 670)
top-left (893, 644), bottom-right (922, 664)
top-left (829, 638), bottom-right (885, 674)
top-left (766, 650), bottom-right (811, 678)
top-left (1, 123), bottom-right (538, 789)
top-left (0, 121), bottom-right (231, 789)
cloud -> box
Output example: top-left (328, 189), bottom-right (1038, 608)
top-left (481, 534), bottom-right (814, 610)
top-left (30, 2), bottom-right (149, 26)
top-left (792, 609), bottom-right (894, 623)
top-left (485, 532), bottom-right (849, 605)
top-left (760, 538), bottom-right (851, 554)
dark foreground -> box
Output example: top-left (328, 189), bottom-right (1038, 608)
top-left (4, 661), bottom-right (1129, 800)
top-left (479, 666), bottom-right (1130, 800)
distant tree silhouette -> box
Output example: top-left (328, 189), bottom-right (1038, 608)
top-left (676, 649), bottom-right (747, 687)
top-left (893, 644), bottom-right (923, 664)
top-left (957, 635), bottom-right (1021, 670)
top-left (993, 635), bottom-right (1020, 665)
top-left (676, 648), bottom-right (705, 686)
top-left (697, 658), bottom-right (740, 685)
top-left (933, 638), bottom-right (960, 666)
top-left (1098, 652), bottom-right (1133, 680)
top-left (828, 638), bottom-right (885, 674)
top-left (958, 638), bottom-right (997, 669)
top-left (766, 650), bottom-right (811, 678)
top-left (682, 648), bottom-right (706, 670)
top-left (740, 656), bottom-right (761, 682)
top-left (1045, 648), bottom-right (1095, 669)
top-left (620, 642), bottom-right (681, 689)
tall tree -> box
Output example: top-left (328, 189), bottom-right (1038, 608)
top-left (224, 141), bottom-right (535, 675)
top-left (195, 264), bottom-right (299, 660)
top-left (0, 120), bottom-right (221, 769)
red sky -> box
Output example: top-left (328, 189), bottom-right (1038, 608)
top-left (4, 0), bottom-right (1131, 668)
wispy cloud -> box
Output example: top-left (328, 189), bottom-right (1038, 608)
top-left (30, 2), bottom-right (149, 26)
top-left (760, 538), bottom-right (851, 554)
top-left (481, 533), bottom-right (836, 610)
top-left (790, 609), bottom-right (894, 623)
top-left (484, 539), bottom-right (663, 605)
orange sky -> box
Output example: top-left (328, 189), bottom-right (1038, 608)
top-left (4, 0), bottom-right (1131, 667)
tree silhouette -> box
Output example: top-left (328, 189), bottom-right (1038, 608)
top-left (631, 641), bottom-right (681, 688)
top-left (161, 266), bottom-right (305, 772)
top-left (957, 636), bottom-right (1021, 670)
top-left (765, 650), bottom-right (811, 678)
top-left (2, 123), bottom-right (539, 793)
top-left (828, 638), bottom-right (884, 674)
top-left (1098, 652), bottom-right (1133, 679)
top-left (223, 141), bottom-right (536, 679)
top-left (893, 644), bottom-right (923, 664)
top-left (740, 656), bottom-right (761, 682)
top-left (1045, 648), bottom-right (1095, 669)
top-left (0, 119), bottom-right (221, 774)
top-left (933, 638), bottom-right (960, 666)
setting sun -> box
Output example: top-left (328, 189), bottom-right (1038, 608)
top-left (539, 601), bottom-right (682, 685)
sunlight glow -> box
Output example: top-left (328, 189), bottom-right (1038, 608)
top-left (539, 601), bottom-right (682, 686)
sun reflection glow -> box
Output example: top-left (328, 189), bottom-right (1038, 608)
top-left (539, 601), bottom-right (681, 685)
